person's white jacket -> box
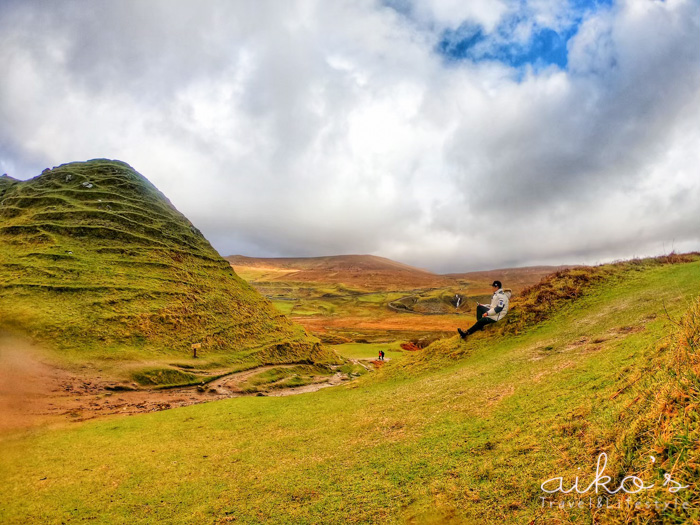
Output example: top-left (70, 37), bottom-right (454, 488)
top-left (485, 288), bottom-right (511, 321)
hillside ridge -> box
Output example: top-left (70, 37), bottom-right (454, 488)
top-left (228, 254), bottom-right (570, 293)
top-left (227, 254), bottom-right (435, 273)
top-left (227, 254), bottom-right (453, 291)
top-left (0, 159), bottom-right (335, 382)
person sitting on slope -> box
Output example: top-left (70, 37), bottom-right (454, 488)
top-left (458, 280), bottom-right (511, 339)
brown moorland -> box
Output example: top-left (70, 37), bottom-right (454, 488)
top-left (228, 254), bottom-right (570, 293)
top-left (228, 254), bottom-right (575, 342)
top-left (447, 265), bottom-right (574, 294)
top-left (227, 254), bottom-right (454, 291)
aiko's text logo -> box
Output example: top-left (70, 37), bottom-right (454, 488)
top-left (541, 453), bottom-right (689, 495)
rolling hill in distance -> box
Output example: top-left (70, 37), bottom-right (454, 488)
top-left (446, 265), bottom-right (574, 293)
top-left (227, 253), bottom-right (570, 293)
top-left (226, 254), bottom-right (455, 291)
top-left (227, 254), bottom-right (577, 347)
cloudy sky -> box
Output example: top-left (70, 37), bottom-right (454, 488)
top-left (1, 0), bottom-right (698, 273)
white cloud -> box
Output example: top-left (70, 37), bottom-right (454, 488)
top-left (412, 0), bottom-right (509, 32)
top-left (0, 0), bottom-right (698, 273)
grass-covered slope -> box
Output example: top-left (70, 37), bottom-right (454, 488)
top-left (0, 160), bottom-right (334, 372)
top-left (501, 253), bottom-right (699, 334)
top-left (1, 257), bottom-right (698, 523)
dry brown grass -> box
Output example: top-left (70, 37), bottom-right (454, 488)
top-left (500, 254), bottom-right (700, 336)
top-left (499, 266), bottom-right (612, 334)
top-left (598, 297), bottom-right (700, 523)
top-left (228, 254), bottom-right (454, 291)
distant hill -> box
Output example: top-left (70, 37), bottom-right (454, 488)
top-left (447, 265), bottom-right (574, 294)
top-left (0, 160), bottom-right (333, 374)
top-left (226, 254), bottom-right (454, 291)
top-left (227, 254), bottom-right (571, 293)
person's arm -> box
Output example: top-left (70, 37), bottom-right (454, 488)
top-left (492, 292), bottom-right (509, 319)
top-left (487, 292), bottom-right (506, 317)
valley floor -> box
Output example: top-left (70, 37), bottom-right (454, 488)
top-left (0, 335), bottom-right (377, 432)
top-left (1, 258), bottom-right (698, 524)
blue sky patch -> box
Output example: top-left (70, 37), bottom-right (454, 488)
top-left (437, 24), bottom-right (485, 60)
top-left (439, 22), bottom-right (576, 70)
top-left (510, 27), bottom-right (575, 69)
top-left (432, 0), bottom-right (614, 70)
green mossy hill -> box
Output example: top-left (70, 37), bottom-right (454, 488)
top-left (0, 173), bottom-right (19, 190)
top-left (0, 159), bottom-right (333, 367)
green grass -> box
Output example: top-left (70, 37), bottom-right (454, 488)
top-left (262, 282), bottom-right (469, 320)
top-left (1, 258), bottom-right (698, 523)
top-left (270, 300), bottom-right (296, 315)
top-left (131, 368), bottom-right (201, 387)
top-left (603, 293), bottom-right (700, 523)
top-left (235, 365), bottom-right (335, 393)
top-left (0, 160), bottom-right (338, 381)
top-left (332, 341), bottom-right (405, 360)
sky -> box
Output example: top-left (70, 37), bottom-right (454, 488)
top-left (1, 0), bottom-right (698, 273)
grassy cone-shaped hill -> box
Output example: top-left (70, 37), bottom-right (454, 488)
top-left (0, 159), bottom-right (336, 377)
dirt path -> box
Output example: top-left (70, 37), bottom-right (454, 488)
top-left (0, 335), bottom-right (77, 432)
top-left (206, 365), bottom-right (349, 397)
top-left (0, 335), bottom-right (354, 433)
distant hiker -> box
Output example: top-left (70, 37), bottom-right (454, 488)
top-left (378, 349), bottom-right (385, 361)
top-left (458, 280), bottom-right (511, 339)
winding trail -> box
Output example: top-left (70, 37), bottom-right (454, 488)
top-left (0, 335), bottom-right (358, 433)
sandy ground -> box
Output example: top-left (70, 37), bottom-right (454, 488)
top-left (0, 334), bottom-right (352, 434)
top-left (0, 334), bottom-right (77, 432)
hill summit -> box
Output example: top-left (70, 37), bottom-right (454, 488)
top-left (227, 254), bottom-right (454, 291)
top-left (0, 159), bottom-right (332, 372)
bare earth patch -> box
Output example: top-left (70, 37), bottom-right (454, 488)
top-left (0, 334), bottom-right (352, 433)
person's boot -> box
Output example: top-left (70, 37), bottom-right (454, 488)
top-left (457, 328), bottom-right (468, 339)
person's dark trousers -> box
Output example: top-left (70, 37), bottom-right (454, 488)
top-left (466, 305), bottom-right (496, 335)
top-left (476, 304), bottom-right (489, 320)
